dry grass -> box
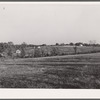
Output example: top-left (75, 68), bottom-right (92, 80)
top-left (0, 53), bottom-right (100, 88)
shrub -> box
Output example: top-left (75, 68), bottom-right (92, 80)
top-left (51, 47), bottom-right (60, 56)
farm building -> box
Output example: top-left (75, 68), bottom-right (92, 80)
top-left (37, 46), bottom-right (41, 49)
top-left (80, 44), bottom-right (83, 46)
top-left (16, 49), bottom-right (21, 54)
top-left (16, 49), bottom-right (21, 57)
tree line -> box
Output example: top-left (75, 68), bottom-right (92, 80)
top-left (0, 41), bottom-right (99, 59)
top-left (0, 42), bottom-right (60, 58)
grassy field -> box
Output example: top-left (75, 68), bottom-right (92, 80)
top-left (0, 53), bottom-right (100, 88)
top-left (25, 46), bottom-right (100, 56)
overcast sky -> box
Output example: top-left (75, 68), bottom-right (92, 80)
top-left (0, 2), bottom-right (100, 45)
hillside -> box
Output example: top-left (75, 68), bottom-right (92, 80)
top-left (0, 53), bottom-right (100, 88)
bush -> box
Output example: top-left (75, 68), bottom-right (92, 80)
top-left (20, 48), bottom-right (26, 58)
top-left (51, 47), bottom-right (60, 56)
top-left (34, 48), bottom-right (42, 57)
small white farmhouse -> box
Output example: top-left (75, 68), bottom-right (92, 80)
top-left (80, 44), bottom-right (83, 47)
top-left (16, 49), bottom-right (21, 54)
top-left (37, 46), bottom-right (41, 49)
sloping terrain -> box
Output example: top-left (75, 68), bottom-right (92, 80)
top-left (0, 53), bottom-right (100, 88)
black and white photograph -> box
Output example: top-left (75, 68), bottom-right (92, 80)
top-left (0, 2), bottom-right (100, 89)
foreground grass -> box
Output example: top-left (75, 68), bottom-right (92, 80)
top-left (0, 53), bottom-right (100, 88)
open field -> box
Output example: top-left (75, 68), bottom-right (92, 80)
top-left (0, 53), bottom-right (100, 88)
top-left (53, 45), bottom-right (100, 54)
top-left (25, 45), bottom-right (100, 56)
